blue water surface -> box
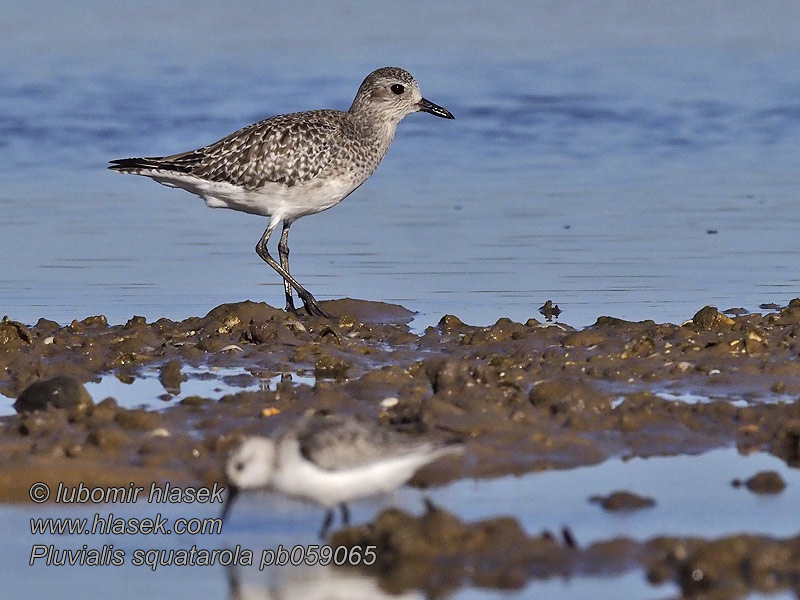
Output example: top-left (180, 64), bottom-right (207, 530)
top-left (1, 1), bottom-right (799, 329)
top-left (2, 3), bottom-right (800, 599)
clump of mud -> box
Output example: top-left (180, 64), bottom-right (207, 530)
top-left (332, 506), bottom-right (800, 599)
top-left (646, 534), bottom-right (800, 599)
top-left (589, 490), bottom-right (656, 511)
top-left (330, 502), bottom-right (642, 596)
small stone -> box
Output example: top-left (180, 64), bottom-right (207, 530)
top-left (337, 314), bottom-right (358, 329)
top-left (179, 396), bottom-right (211, 407)
top-left (87, 428), bottom-right (129, 450)
top-left (589, 491), bottom-right (656, 511)
top-left (772, 419), bottom-right (800, 464)
top-left (759, 302), bottom-right (781, 311)
top-left (114, 408), bottom-right (160, 430)
top-left (530, 379), bottom-right (608, 414)
top-left (0, 316), bottom-right (32, 346)
top-left (692, 306), bottom-right (735, 329)
top-left (314, 354), bottom-right (351, 380)
top-left (438, 314), bottom-right (465, 333)
top-left (124, 315), bottom-right (147, 329)
top-left (14, 376), bottom-right (93, 413)
top-left (744, 471), bottom-right (786, 494)
top-left (80, 315), bottom-right (108, 327)
top-left (91, 397), bottom-right (119, 422)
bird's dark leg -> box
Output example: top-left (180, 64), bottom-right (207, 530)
top-left (278, 222), bottom-right (297, 314)
top-left (255, 221), bottom-right (329, 318)
top-left (340, 503), bottom-right (350, 525)
top-left (319, 509), bottom-right (334, 539)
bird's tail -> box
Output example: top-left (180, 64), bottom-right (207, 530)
top-left (108, 156), bottom-right (170, 173)
top-left (431, 438), bottom-right (464, 461)
top-left (108, 149), bottom-right (204, 174)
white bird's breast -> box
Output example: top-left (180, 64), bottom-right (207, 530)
top-left (147, 171), bottom-right (363, 222)
top-left (271, 439), bottom-right (437, 507)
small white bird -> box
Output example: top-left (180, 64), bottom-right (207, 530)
top-left (222, 415), bottom-right (462, 538)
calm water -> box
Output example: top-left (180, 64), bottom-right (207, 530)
top-left (2, 1), bottom-right (800, 329)
top-left (3, 2), bottom-right (800, 598)
top-left (3, 448), bottom-right (797, 599)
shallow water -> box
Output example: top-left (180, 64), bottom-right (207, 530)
top-left (217, 448), bottom-right (800, 545)
top-left (2, 448), bottom-right (795, 599)
top-left (3, 2), bottom-right (800, 598)
top-left (2, 2), bottom-right (800, 330)
top-left (0, 367), bottom-right (318, 417)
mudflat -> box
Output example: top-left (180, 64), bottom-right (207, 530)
top-left (3, 298), bottom-right (800, 598)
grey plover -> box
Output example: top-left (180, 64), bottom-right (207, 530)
top-left (221, 415), bottom-right (462, 538)
top-left (109, 67), bottom-right (454, 318)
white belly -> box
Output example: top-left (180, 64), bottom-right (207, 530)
top-left (146, 171), bottom-right (361, 222)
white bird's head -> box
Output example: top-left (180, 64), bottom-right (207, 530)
top-left (221, 436), bottom-right (276, 521)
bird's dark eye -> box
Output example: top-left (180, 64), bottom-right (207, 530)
top-left (390, 84), bottom-right (405, 95)
top-left (235, 462), bottom-right (244, 472)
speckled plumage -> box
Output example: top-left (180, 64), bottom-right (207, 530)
top-left (294, 414), bottom-right (446, 471)
top-left (110, 67), bottom-right (454, 317)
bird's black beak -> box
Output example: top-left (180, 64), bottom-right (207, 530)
top-left (220, 484), bottom-right (239, 522)
top-left (417, 98), bottom-right (455, 119)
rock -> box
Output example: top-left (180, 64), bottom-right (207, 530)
top-left (0, 316), bottom-right (32, 346)
top-left (744, 471), bottom-right (786, 494)
top-left (14, 376), bottom-right (93, 413)
top-left (529, 379), bottom-right (609, 414)
top-left (437, 314), bottom-right (466, 334)
top-left (314, 354), bottom-right (351, 379)
top-left (114, 408), bottom-right (160, 431)
top-left (589, 490), bottom-right (656, 511)
top-left (692, 306), bottom-right (735, 329)
top-left (771, 419), bottom-right (800, 466)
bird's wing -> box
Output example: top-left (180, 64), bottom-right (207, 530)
top-left (294, 416), bottom-right (437, 472)
top-left (111, 110), bottom-right (345, 189)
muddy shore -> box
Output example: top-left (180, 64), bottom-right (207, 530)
top-left (3, 298), bottom-right (800, 598)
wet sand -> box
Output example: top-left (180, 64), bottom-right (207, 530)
top-left (2, 298), bottom-right (800, 598)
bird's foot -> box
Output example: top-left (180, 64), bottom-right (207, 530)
top-left (318, 509), bottom-right (334, 540)
top-left (299, 291), bottom-right (330, 318)
top-left (284, 296), bottom-right (300, 315)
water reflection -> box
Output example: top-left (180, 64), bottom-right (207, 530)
top-left (225, 564), bottom-right (676, 600)
top-left (227, 565), bottom-right (424, 600)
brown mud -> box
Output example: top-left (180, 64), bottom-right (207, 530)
top-left (331, 503), bottom-right (800, 600)
top-left (3, 298), bottom-right (800, 597)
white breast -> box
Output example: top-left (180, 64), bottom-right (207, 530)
top-left (147, 171), bottom-right (361, 221)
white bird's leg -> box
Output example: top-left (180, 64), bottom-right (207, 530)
top-left (319, 509), bottom-right (334, 539)
top-left (278, 222), bottom-right (296, 313)
top-left (339, 503), bottom-right (350, 525)
top-left (255, 219), bottom-right (330, 318)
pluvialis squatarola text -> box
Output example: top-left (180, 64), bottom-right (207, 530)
top-left (221, 414), bottom-right (462, 538)
top-left (109, 67), bottom-right (454, 318)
